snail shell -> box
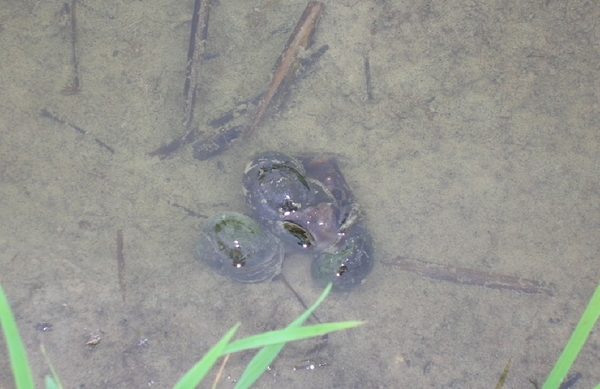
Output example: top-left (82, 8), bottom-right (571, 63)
top-left (196, 212), bottom-right (284, 283)
top-left (243, 152), bottom-right (311, 222)
top-left (310, 220), bottom-right (374, 291)
top-left (243, 151), bottom-right (339, 250)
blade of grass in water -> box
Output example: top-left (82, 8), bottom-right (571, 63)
top-left (41, 344), bottom-right (63, 389)
top-left (172, 323), bottom-right (240, 389)
top-left (288, 282), bottom-right (333, 327)
top-left (0, 282), bottom-right (35, 389)
top-left (231, 320), bottom-right (363, 389)
top-left (174, 283), bottom-right (355, 389)
top-left (224, 321), bottom-right (362, 354)
top-left (44, 376), bottom-right (59, 389)
top-left (234, 283), bottom-right (351, 389)
top-left (6, 276), bottom-right (599, 389)
top-left (234, 343), bottom-right (285, 389)
top-left (542, 283), bottom-right (600, 389)
top-left (173, 283), bottom-right (348, 389)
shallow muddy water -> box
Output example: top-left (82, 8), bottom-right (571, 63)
top-left (0, 1), bottom-right (598, 388)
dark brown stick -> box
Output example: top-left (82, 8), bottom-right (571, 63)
top-left (148, 128), bottom-right (200, 159)
top-left (117, 229), bottom-right (126, 302)
top-left (148, 0), bottom-right (210, 159)
top-left (384, 257), bottom-right (554, 296)
top-left (205, 44), bottom-right (329, 130)
top-left (183, 0), bottom-right (211, 132)
top-left (192, 125), bottom-right (245, 160)
top-left (244, 1), bottom-right (324, 139)
top-left (188, 45), bottom-right (328, 160)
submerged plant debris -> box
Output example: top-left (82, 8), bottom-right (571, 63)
top-left (385, 257), bottom-right (554, 296)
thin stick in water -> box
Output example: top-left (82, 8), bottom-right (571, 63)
top-left (211, 353), bottom-right (230, 389)
top-left (183, 0), bottom-right (211, 133)
top-left (385, 256), bottom-right (554, 296)
top-left (244, 1), bottom-right (325, 139)
top-left (117, 229), bottom-right (126, 302)
top-left (364, 55), bottom-right (373, 101)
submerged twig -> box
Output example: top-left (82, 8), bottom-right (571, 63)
top-left (494, 358), bottom-right (511, 389)
top-left (150, 1), bottom-right (326, 160)
top-left (190, 44), bottom-right (328, 160)
top-left (148, 0), bottom-right (210, 159)
top-left (192, 125), bottom-right (245, 160)
top-left (204, 44), bottom-right (329, 130)
top-left (244, 1), bottom-right (325, 139)
top-left (117, 229), bottom-right (125, 302)
top-left (364, 55), bottom-right (373, 101)
top-left (384, 257), bottom-right (554, 296)
top-left (211, 353), bottom-right (230, 389)
top-left (41, 109), bottom-right (114, 154)
top-left (183, 0), bottom-right (211, 133)
top-left (148, 128), bottom-right (200, 159)
top-left (279, 274), bottom-right (322, 324)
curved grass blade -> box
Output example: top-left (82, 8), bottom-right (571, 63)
top-left (0, 282), bottom-right (35, 389)
top-left (224, 321), bottom-right (362, 354)
top-left (234, 342), bottom-right (285, 389)
top-left (44, 376), bottom-right (59, 389)
top-left (289, 282), bottom-right (332, 327)
top-left (542, 283), bottom-right (600, 389)
top-left (173, 323), bottom-right (240, 389)
top-left (234, 283), bottom-right (362, 389)
top-left (227, 283), bottom-right (334, 353)
top-left (41, 344), bottom-right (63, 389)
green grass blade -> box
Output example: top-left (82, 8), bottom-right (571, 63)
top-left (288, 283), bottom-right (332, 328)
top-left (233, 283), bottom-right (361, 389)
top-left (234, 343), bottom-right (285, 389)
top-left (224, 321), bottom-right (362, 354)
top-left (45, 376), bottom-right (59, 389)
top-left (0, 282), bottom-right (35, 389)
top-left (41, 344), bottom-right (63, 389)
top-left (225, 283), bottom-right (334, 358)
top-left (173, 323), bottom-right (240, 389)
top-left (542, 283), bottom-right (600, 389)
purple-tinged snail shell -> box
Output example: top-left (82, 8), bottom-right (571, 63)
top-left (242, 151), bottom-right (340, 250)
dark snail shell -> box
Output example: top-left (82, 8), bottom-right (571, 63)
top-left (196, 212), bottom-right (284, 283)
top-left (243, 152), bottom-right (310, 223)
top-left (243, 152), bottom-right (339, 250)
top-left (310, 221), bottom-right (374, 291)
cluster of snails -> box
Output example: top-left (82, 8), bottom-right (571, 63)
top-left (195, 152), bottom-right (374, 291)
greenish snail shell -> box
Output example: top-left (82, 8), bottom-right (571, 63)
top-left (195, 212), bottom-right (284, 283)
top-left (310, 221), bottom-right (374, 291)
